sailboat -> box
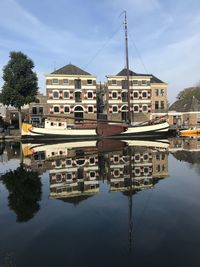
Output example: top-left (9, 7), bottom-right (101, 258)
top-left (96, 11), bottom-right (169, 139)
top-left (21, 11), bottom-right (169, 141)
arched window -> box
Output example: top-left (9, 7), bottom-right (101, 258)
top-left (142, 91), bottom-right (147, 99)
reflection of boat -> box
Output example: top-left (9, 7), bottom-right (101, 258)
top-left (22, 138), bottom-right (169, 158)
top-left (179, 128), bottom-right (200, 137)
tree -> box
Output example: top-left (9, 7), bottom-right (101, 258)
top-left (177, 86), bottom-right (200, 101)
top-left (0, 51), bottom-right (38, 131)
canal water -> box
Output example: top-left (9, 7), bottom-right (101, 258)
top-left (0, 138), bottom-right (200, 267)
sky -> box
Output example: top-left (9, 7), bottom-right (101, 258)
top-left (0, 0), bottom-right (200, 103)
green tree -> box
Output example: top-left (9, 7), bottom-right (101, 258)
top-left (0, 51), bottom-right (38, 131)
top-left (177, 86), bottom-right (200, 101)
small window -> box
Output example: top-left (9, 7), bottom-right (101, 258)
top-left (155, 89), bottom-right (159, 96)
top-left (142, 91), bottom-right (147, 98)
top-left (160, 101), bottom-right (165, 109)
top-left (134, 105), bottom-right (139, 112)
top-left (63, 79), bottom-right (68, 84)
top-left (143, 105), bottom-right (148, 112)
top-left (58, 123), bottom-right (62, 127)
top-left (87, 79), bottom-right (93, 85)
top-left (112, 80), bottom-right (117, 85)
top-left (155, 101), bottom-right (159, 109)
top-left (63, 91), bottom-right (69, 99)
top-left (87, 92), bottom-right (93, 99)
top-left (113, 155), bottom-right (119, 162)
top-left (56, 174), bottom-right (62, 182)
top-left (54, 106), bottom-right (59, 113)
top-left (156, 154), bottom-right (160, 160)
top-left (112, 106), bottom-right (118, 113)
top-left (133, 92), bottom-right (138, 98)
top-left (113, 169), bottom-right (120, 177)
top-left (160, 89), bottom-right (164, 96)
top-left (144, 167), bottom-right (149, 174)
top-left (52, 79), bottom-right (59, 84)
top-left (67, 173), bottom-right (72, 180)
top-left (32, 107), bottom-right (37, 114)
top-left (39, 107), bottom-right (43, 114)
top-left (88, 106), bottom-right (93, 113)
top-left (64, 106), bottom-right (70, 113)
top-left (90, 171), bottom-right (96, 178)
top-left (53, 91), bottom-right (59, 99)
top-left (66, 159), bottom-right (72, 166)
top-left (133, 80), bottom-right (138, 85)
top-left (89, 158), bottom-right (95, 164)
top-left (112, 92), bottom-right (117, 99)
top-left (143, 154), bottom-right (149, 161)
top-left (135, 154), bottom-right (140, 161)
top-left (51, 122), bottom-right (54, 126)
top-left (142, 80), bottom-right (147, 85)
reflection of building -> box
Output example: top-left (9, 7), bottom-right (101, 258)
top-left (169, 138), bottom-right (200, 164)
top-left (22, 140), bottom-right (169, 203)
top-left (49, 147), bottom-right (100, 199)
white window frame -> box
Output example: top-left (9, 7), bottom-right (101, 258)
top-left (113, 169), bottom-right (120, 177)
top-left (133, 105), bottom-right (139, 113)
top-left (53, 105), bottom-right (60, 113)
top-left (53, 90), bottom-right (59, 99)
top-left (87, 79), bottom-right (93, 85)
top-left (142, 90), bottom-right (147, 99)
top-left (52, 79), bottom-right (59, 85)
top-left (64, 105), bottom-right (70, 114)
top-left (87, 91), bottom-right (93, 99)
top-left (111, 80), bottom-right (117, 85)
top-left (112, 91), bottom-right (118, 99)
top-left (88, 105), bottom-right (94, 113)
top-left (63, 90), bottom-right (70, 99)
top-left (142, 104), bottom-right (148, 113)
top-left (133, 91), bottom-right (139, 99)
top-left (63, 79), bottom-right (69, 84)
top-left (112, 105), bottom-right (118, 113)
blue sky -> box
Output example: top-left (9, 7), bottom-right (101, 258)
top-left (0, 0), bottom-right (200, 103)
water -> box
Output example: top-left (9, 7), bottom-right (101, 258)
top-left (0, 138), bottom-right (200, 267)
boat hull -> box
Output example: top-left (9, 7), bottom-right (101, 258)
top-left (21, 121), bottom-right (169, 141)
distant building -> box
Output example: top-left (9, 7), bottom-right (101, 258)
top-left (105, 68), bottom-right (168, 123)
top-left (168, 97), bottom-right (200, 128)
top-left (29, 93), bottom-right (48, 125)
top-left (46, 64), bottom-right (97, 125)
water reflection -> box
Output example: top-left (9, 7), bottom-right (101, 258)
top-left (1, 167), bottom-right (42, 222)
top-left (1, 138), bottom-right (200, 266)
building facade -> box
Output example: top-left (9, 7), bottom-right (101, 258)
top-left (46, 64), bottom-right (97, 125)
top-left (105, 69), bottom-right (168, 123)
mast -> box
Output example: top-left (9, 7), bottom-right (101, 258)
top-left (124, 11), bottom-right (131, 125)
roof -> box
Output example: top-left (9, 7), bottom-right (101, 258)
top-left (117, 68), bottom-right (149, 77)
top-left (51, 63), bottom-right (91, 75)
top-left (116, 68), bottom-right (165, 83)
top-left (169, 96), bottom-right (200, 112)
top-left (150, 75), bottom-right (164, 83)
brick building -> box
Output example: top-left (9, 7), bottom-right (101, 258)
top-left (46, 64), bottom-right (97, 125)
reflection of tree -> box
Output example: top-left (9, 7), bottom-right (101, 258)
top-left (1, 167), bottom-right (42, 222)
top-left (171, 151), bottom-right (200, 164)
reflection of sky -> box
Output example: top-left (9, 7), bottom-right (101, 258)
top-left (1, 150), bottom-right (200, 266)
top-left (0, 0), bottom-right (200, 103)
